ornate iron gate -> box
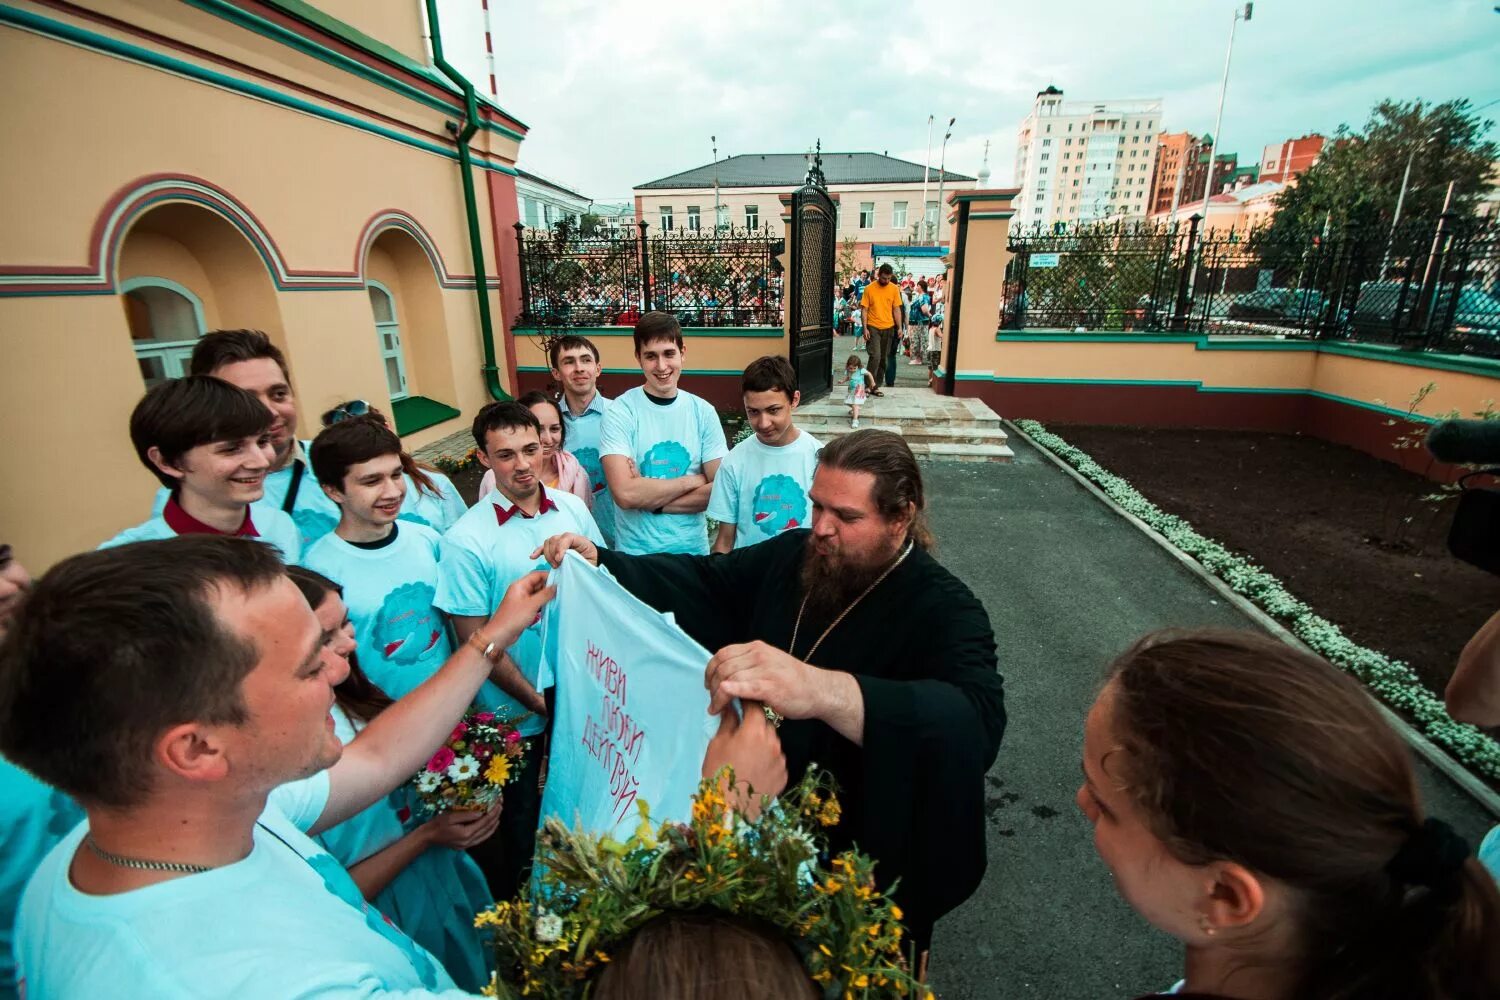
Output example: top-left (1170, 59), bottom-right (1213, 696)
top-left (787, 153), bottom-right (835, 399)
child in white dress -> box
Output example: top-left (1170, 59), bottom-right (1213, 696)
top-left (841, 354), bottom-right (873, 429)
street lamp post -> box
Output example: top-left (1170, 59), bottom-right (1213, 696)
top-left (1382, 128), bottom-right (1434, 277)
top-left (932, 117), bottom-right (955, 245)
top-left (711, 135), bottom-right (720, 233)
top-left (1199, 4), bottom-right (1252, 213)
top-left (920, 115), bottom-right (934, 242)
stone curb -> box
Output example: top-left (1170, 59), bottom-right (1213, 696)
top-left (1004, 418), bottom-right (1500, 820)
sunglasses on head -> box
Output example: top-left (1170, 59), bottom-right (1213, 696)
top-left (321, 399), bottom-right (370, 427)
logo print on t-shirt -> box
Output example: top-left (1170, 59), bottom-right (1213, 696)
top-left (292, 508), bottom-right (338, 546)
top-left (641, 441), bottom-right (691, 479)
top-left (751, 473), bottom-right (809, 536)
top-left (306, 852), bottom-right (440, 988)
top-left (374, 582), bottom-right (443, 664)
top-left (572, 446), bottom-right (606, 492)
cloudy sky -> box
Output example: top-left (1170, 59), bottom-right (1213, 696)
top-left (492, 0), bottom-right (1500, 201)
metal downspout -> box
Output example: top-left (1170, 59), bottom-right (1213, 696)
top-left (425, 0), bottom-right (508, 400)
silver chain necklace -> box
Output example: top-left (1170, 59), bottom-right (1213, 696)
top-left (764, 540), bottom-right (915, 728)
top-left (85, 834), bottom-right (214, 875)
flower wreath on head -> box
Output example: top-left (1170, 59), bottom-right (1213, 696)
top-left (475, 768), bottom-right (931, 999)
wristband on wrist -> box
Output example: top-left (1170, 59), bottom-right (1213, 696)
top-left (467, 630), bottom-right (503, 664)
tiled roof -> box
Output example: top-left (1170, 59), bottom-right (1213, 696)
top-left (636, 152), bottom-right (975, 190)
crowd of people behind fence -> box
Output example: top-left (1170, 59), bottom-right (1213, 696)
top-left (1, 313), bottom-right (1499, 1000)
top-left (836, 267), bottom-right (946, 390)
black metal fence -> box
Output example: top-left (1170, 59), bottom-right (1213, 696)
top-left (1002, 215), bottom-right (1500, 357)
top-left (515, 221), bottom-right (783, 328)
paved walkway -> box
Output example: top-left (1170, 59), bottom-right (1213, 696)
top-left (833, 331), bottom-right (933, 389)
top-left (920, 435), bottom-right (1494, 999)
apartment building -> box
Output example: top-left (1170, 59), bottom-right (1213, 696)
top-left (1013, 86), bottom-right (1163, 227)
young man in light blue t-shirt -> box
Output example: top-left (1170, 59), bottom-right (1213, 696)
top-left (550, 334), bottom-right (617, 546)
top-left (302, 417), bottom-right (454, 701)
top-left (191, 329), bottom-right (343, 547)
top-left (102, 375), bottom-right (301, 562)
top-left (2, 535), bottom-right (554, 998)
top-left (709, 355), bottom-right (822, 553)
top-left (436, 402), bottom-right (603, 900)
top-left (599, 312), bottom-right (728, 556)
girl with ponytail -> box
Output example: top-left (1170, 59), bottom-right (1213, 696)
top-left (1077, 629), bottom-right (1500, 1000)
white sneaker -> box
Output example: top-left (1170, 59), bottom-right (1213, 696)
top-left (851, 418), bottom-right (860, 429)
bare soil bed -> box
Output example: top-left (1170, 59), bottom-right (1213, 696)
top-left (1059, 426), bottom-right (1500, 693)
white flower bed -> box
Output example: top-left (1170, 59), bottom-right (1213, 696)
top-left (1016, 419), bottom-right (1500, 780)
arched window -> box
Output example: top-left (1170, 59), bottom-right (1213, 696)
top-left (121, 277), bottom-right (206, 387)
top-left (367, 279), bottom-right (408, 401)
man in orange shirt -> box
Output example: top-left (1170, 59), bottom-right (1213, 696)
top-left (860, 264), bottom-right (906, 397)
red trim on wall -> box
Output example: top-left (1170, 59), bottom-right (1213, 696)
top-left (29, 0), bottom-right (505, 146)
top-left (485, 171), bottom-right (524, 394)
top-left (955, 380), bottom-right (1467, 482)
top-left (231, 0), bottom-right (526, 134)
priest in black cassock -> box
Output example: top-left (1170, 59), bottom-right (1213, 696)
top-left (534, 429), bottom-right (1006, 958)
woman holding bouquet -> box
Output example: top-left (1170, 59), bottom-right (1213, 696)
top-left (289, 567), bottom-right (500, 994)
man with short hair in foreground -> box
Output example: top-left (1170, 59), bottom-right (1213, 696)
top-left (535, 429), bottom-right (1005, 961)
top-left (1, 536), bottom-right (553, 997)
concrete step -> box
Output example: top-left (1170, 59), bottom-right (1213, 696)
top-left (799, 400), bottom-right (1003, 428)
top-left (806, 424), bottom-right (1014, 463)
top-left (799, 419), bottom-right (1010, 448)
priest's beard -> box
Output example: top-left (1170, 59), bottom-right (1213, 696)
top-left (799, 534), bottom-right (901, 626)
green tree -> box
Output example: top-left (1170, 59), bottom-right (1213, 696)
top-left (578, 212), bottom-right (603, 237)
top-left (835, 236), bottom-right (859, 288)
top-left (1265, 99), bottom-right (1497, 242)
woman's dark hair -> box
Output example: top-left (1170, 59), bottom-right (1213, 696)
top-left (0, 537), bottom-right (283, 807)
top-left (284, 566), bottom-right (394, 725)
top-left (817, 429), bottom-right (933, 550)
top-left (592, 912), bottom-right (817, 1000)
top-left (309, 415), bottom-right (439, 499)
top-left (129, 376), bottom-right (273, 488)
top-left (517, 390), bottom-right (567, 451)
top-left (1105, 629), bottom-right (1500, 1000)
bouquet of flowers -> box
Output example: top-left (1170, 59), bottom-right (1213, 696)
top-left (412, 710), bottom-right (526, 816)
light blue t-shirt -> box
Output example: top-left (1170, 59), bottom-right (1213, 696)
top-left (14, 770), bottom-right (470, 998)
top-left (707, 430), bottom-right (822, 549)
top-left (302, 523), bottom-right (454, 701)
top-left (599, 386), bottom-right (728, 556)
top-left (435, 487), bottom-right (604, 737)
top-left (1480, 824), bottom-right (1500, 884)
top-left (399, 471), bottom-right (468, 534)
top-left (314, 708), bottom-right (493, 994)
top-left (101, 501), bottom-right (302, 563)
top-left (1, 759), bottom-right (82, 1000)
top-left (562, 391), bottom-right (616, 547)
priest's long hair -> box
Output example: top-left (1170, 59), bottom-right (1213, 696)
top-left (818, 430), bottom-right (934, 551)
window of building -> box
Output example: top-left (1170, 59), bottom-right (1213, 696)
top-left (925, 201), bottom-right (938, 227)
top-left (858, 202), bottom-right (875, 228)
top-left (1042, 138), bottom-right (1052, 147)
top-left (1039, 167), bottom-right (1048, 175)
top-left (892, 201), bottom-right (908, 228)
top-left (660, 205), bottom-right (674, 230)
top-left (686, 206), bottom-right (701, 231)
top-left (716, 204), bottom-right (729, 230)
top-left (1072, 180), bottom-right (1079, 187)
top-left (1068, 123), bottom-right (1073, 132)
top-left (365, 280), bottom-right (409, 401)
top-left (1066, 138), bottom-right (1073, 146)
top-left (744, 204), bottom-right (759, 229)
top-left (122, 277), bottom-right (206, 388)
top-left (1045, 124), bottom-right (1052, 133)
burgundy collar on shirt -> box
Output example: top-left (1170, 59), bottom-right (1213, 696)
top-left (163, 495), bottom-right (260, 537)
top-left (493, 483), bottom-right (559, 527)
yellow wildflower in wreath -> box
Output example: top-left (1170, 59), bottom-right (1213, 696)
top-left (474, 767), bottom-right (926, 999)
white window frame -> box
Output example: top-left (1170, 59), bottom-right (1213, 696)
top-left (858, 202), bottom-right (875, 229)
top-left (686, 205), bottom-right (701, 231)
top-left (715, 204), bottom-right (730, 230)
top-left (121, 276), bottom-right (207, 387)
top-left (892, 201), bottom-right (908, 229)
top-left (744, 204), bottom-right (759, 229)
top-left (659, 205), bottom-right (674, 231)
top-left (367, 279), bottom-right (409, 401)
